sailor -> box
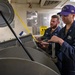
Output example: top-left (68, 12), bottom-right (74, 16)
top-left (48, 5), bottom-right (75, 75)
top-left (36, 15), bottom-right (61, 52)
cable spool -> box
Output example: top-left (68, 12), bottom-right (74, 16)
top-left (0, 1), bottom-right (14, 27)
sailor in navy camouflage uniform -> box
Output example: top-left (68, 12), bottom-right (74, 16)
top-left (48, 5), bottom-right (75, 75)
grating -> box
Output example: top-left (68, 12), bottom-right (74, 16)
top-left (44, 1), bottom-right (61, 6)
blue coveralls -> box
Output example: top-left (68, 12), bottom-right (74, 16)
top-left (56, 21), bottom-right (75, 75)
top-left (41, 26), bottom-right (61, 54)
top-left (42, 26), bottom-right (61, 40)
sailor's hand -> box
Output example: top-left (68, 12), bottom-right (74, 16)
top-left (41, 41), bottom-right (49, 49)
top-left (48, 35), bottom-right (64, 46)
top-left (41, 41), bottom-right (49, 45)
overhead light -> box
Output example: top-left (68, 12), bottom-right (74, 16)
top-left (70, 0), bottom-right (75, 2)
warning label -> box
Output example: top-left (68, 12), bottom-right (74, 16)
top-left (40, 26), bottom-right (48, 35)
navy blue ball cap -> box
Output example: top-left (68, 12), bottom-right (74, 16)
top-left (58, 5), bottom-right (75, 16)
